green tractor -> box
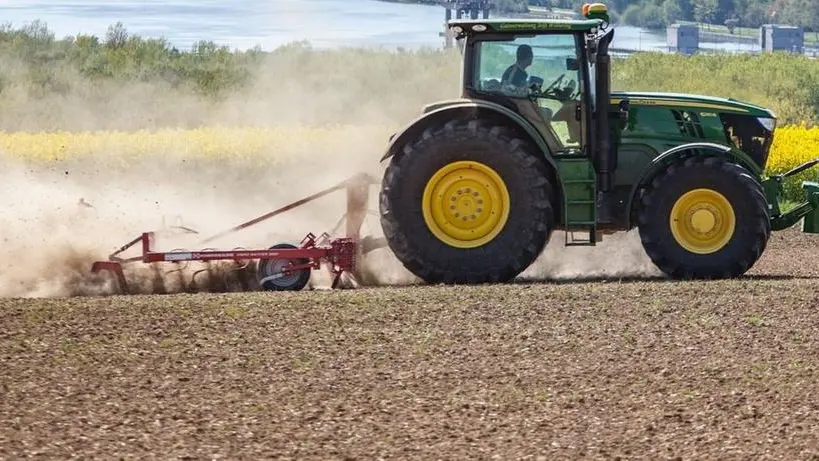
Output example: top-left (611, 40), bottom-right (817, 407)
top-left (377, 3), bottom-right (819, 284)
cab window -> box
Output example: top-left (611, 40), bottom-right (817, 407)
top-left (473, 34), bottom-right (584, 148)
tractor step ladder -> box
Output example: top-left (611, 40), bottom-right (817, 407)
top-left (556, 156), bottom-right (597, 246)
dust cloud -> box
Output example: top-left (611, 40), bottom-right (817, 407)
top-left (0, 43), bottom-right (437, 297)
top-left (0, 41), bottom-right (659, 298)
top-left (520, 231), bottom-right (664, 282)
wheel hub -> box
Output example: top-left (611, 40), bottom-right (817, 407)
top-left (670, 188), bottom-right (736, 254)
top-left (689, 207), bottom-right (717, 234)
top-left (422, 161), bottom-right (510, 248)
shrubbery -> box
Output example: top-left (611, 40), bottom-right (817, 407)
top-left (2, 22), bottom-right (819, 128)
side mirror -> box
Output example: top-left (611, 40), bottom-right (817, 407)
top-left (618, 99), bottom-right (630, 130)
top-left (529, 76), bottom-right (544, 95)
top-left (566, 57), bottom-right (580, 71)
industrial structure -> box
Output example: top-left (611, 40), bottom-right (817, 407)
top-left (440, 0), bottom-right (492, 49)
top-left (759, 24), bottom-right (804, 53)
top-left (666, 23), bottom-right (699, 55)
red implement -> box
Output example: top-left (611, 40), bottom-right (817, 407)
top-left (90, 172), bottom-right (384, 294)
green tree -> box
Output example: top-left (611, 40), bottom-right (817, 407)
top-left (693, 0), bottom-right (719, 23)
top-left (663, 0), bottom-right (685, 24)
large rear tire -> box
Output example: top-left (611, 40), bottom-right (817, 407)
top-left (636, 156), bottom-right (771, 279)
top-left (379, 119), bottom-right (555, 284)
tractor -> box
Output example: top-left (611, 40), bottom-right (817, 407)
top-left (377, 3), bottom-right (819, 284)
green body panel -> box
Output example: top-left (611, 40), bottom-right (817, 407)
top-left (611, 91), bottom-right (775, 119)
top-left (448, 18), bottom-right (603, 33)
top-left (611, 91), bottom-right (769, 180)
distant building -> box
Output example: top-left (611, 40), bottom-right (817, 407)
top-left (440, 1), bottom-right (491, 49)
top-left (760, 24), bottom-right (804, 53)
top-left (667, 24), bottom-right (699, 55)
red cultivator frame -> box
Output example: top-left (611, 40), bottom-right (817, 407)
top-left (90, 173), bottom-right (386, 294)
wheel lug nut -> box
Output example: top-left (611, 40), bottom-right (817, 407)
top-left (455, 213), bottom-right (460, 217)
top-left (478, 199), bottom-right (483, 204)
top-left (473, 192), bottom-right (479, 197)
top-left (451, 197), bottom-right (456, 202)
top-left (477, 208), bottom-right (483, 213)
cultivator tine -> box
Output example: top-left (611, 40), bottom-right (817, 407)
top-left (190, 265), bottom-right (212, 292)
top-left (223, 247), bottom-right (254, 292)
top-left (150, 264), bottom-right (167, 295)
top-left (91, 261), bottom-right (129, 294)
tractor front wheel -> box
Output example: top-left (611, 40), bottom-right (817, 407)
top-left (379, 119), bottom-right (555, 284)
top-left (637, 156), bottom-right (771, 279)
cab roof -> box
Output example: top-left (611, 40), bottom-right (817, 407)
top-left (447, 18), bottom-right (604, 34)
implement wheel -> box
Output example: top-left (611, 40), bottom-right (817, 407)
top-left (379, 119), bottom-right (555, 284)
top-left (256, 243), bottom-right (311, 291)
top-left (637, 156), bottom-right (771, 279)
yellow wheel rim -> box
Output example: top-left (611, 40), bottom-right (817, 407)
top-left (669, 188), bottom-right (736, 254)
top-left (422, 160), bottom-right (510, 248)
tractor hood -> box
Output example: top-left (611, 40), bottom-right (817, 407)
top-left (611, 91), bottom-right (776, 119)
top-left (422, 93), bottom-right (775, 119)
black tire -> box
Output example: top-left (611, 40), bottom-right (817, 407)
top-left (256, 243), bottom-right (311, 291)
top-left (637, 156), bottom-right (771, 279)
top-left (379, 119), bottom-right (555, 284)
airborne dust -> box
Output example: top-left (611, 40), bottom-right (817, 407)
top-left (0, 43), bottom-right (660, 298)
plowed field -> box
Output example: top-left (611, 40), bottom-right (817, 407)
top-left (2, 227), bottom-right (819, 460)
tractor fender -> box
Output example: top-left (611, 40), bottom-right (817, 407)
top-left (625, 141), bottom-right (763, 228)
top-left (380, 100), bottom-right (556, 170)
top-left (379, 100), bottom-right (564, 219)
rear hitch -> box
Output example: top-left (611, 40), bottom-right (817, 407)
top-left (89, 172), bottom-right (388, 294)
top-left (763, 157), bottom-right (819, 232)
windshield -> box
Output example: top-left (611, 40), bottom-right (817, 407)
top-left (472, 33), bottom-right (584, 148)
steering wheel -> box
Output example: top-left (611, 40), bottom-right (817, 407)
top-left (536, 74), bottom-right (580, 102)
top-left (542, 74), bottom-right (566, 94)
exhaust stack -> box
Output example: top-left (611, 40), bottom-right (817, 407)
top-left (595, 27), bottom-right (615, 192)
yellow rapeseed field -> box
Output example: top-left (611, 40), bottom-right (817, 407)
top-left (0, 125), bottom-right (395, 164)
top-left (767, 124), bottom-right (819, 174)
top-left (0, 123), bottom-right (816, 200)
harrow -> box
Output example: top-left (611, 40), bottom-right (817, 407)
top-left (90, 173), bottom-right (387, 294)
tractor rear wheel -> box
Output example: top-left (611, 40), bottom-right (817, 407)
top-left (636, 156), bottom-right (771, 279)
top-left (379, 119), bottom-right (555, 284)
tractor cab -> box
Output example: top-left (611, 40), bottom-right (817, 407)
top-left (447, 3), bottom-right (619, 193)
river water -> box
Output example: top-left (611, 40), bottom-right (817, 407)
top-left (1, 0), bottom-right (758, 53)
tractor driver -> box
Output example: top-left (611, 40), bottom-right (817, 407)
top-left (500, 44), bottom-right (533, 94)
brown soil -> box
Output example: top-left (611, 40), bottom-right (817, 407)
top-left (2, 227), bottom-right (819, 460)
